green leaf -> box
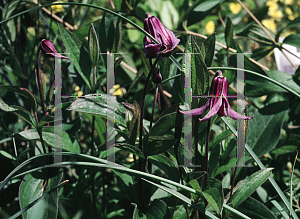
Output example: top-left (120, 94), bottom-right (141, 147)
top-left (148, 155), bottom-right (180, 183)
top-left (145, 138), bottom-right (176, 157)
top-left (276, 17), bottom-right (300, 42)
top-left (246, 101), bottom-right (289, 157)
top-left (185, 171), bottom-right (206, 182)
top-left (112, 170), bottom-right (139, 204)
top-left (82, 113), bottom-right (106, 143)
top-left (237, 24), bottom-right (274, 45)
top-left (225, 17), bottom-right (234, 47)
top-left (38, 115), bottom-right (56, 129)
top-left (58, 25), bottom-right (92, 88)
top-left (0, 150), bottom-right (16, 161)
top-left (132, 203), bottom-right (147, 219)
top-left (114, 143), bottom-right (144, 159)
top-left (150, 112), bottom-right (176, 136)
top-left (17, 127), bottom-right (80, 153)
top-left (160, 57), bottom-right (171, 89)
top-left (229, 168), bottom-right (273, 208)
top-left (184, 0), bottom-right (223, 27)
top-left (203, 178), bottom-right (223, 213)
top-left (146, 199), bottom-right (172, 219)
top-left (188, 179), bottom-right (201, 200)
top-left (271, 145), bottom-right (298, 155)
top-left (237, 197), bottom-right (277, 219)
top-left (251, 46), bottom-right (273, 61)
top-left (88, 23), bottom-right (99, 66)
top-left (268, 70), bottom-right (300, 93)
top-left (19, 172), bottom-right (63, 219)
top-left (209, 144), bottom-right (220, 178)
top-left (142, 178), bottom-right (219, 219)
top-left (184, 35), bottom-right (209, 109)
top-left (215, 157), bottom-right (252, 176)
top-left (209, 129), bottom-right (232, 149)
top-left (202, 33), bottom-right (216, 67)
top-left (0, 98), bottom-right (36, 128)
top-left (67, 95), bottom-right (127, 127)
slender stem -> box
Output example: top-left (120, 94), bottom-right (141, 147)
top-left (91, 65), bottom-right (97, 217)
top-left (229, 163), bottom-right (238, 204)
top-left (227, 47), bottom-right (230, 67)
top-left (158, 84), bottom-right (170, 108)
top-left (148, 84), bottom-right (159, 175)
top-left (35, 48), bottom-right (47, 117)
top-left (138, 54), bottom-right (161, 210)
top-left (157, 92), bottom-right (161, 115)
top-left (282, 46), bottom-right (300, 60)
top-left (139, 55), bottom-right (161, 163)
top-left (281, 49), bottom-right (297, 69)
top-left (204, 119), bottom-right (211, 188)
top-left (102, 172), bottom-right (106, 218)
top-left (218, 11), bottom-right (225, 27)
top-left (149, 85), bottom-right (159, 130)
top-left (194, 119), bottom-right (199, 172)
top-left (93, 65), bottom-right (97, 92)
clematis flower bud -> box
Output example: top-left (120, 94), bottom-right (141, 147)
top-left (180, 71), bottom-right (254, 121)
top-left (143, 13), bottom-right (180, 59)
top-left (40, 39), bottom-right (69, 60)
top-left (153, 66), bottom-right (162, 83)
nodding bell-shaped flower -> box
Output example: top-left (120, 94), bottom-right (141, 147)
top-left (180, 71), bottom-right (254, 121)
top-left (143, 13), bottom-right (180, 59)
top-left (40, 39), bottom-right (69, 60)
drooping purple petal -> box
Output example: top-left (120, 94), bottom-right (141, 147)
top-left (225, 98), bottom-right (254, 120)
top-left (180, 99), bottom-right (210, 116)
top-left (199, 97), bottom-right (222, 121)
top-left (217, 98), bottom-right (227, 117)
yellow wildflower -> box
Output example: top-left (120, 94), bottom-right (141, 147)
top-left (229, 3), bottom-right (242, 14)
top-left (126, 153), bottom-right (135, 162)
top-left (284, 0), bottom-right (294, 5)
top-left (77, 91), bottom-right (83, 97)
top-left (27, 27), bottom-right (35, 36)
top-left (109, 84), bottom-right (126, 96)
top-left (266, 1), bottom-right (279, 11)
top-left (268, 10), bottom-right (284, 19)
top-left (205, 21), bottom-right (215, 35)
top-left (285, 7), bottom-right (293, 15)
top-left (288, 14), bottom-right (296, 20)
top-left (262, 19), bottom-right (277, 33)
top-left (74, 85), bottom-right (80, 92)
top-left (51, 2), bottom-right (64, 14)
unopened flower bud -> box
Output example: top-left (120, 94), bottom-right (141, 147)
top-left (40, 39), bottom-right (69, 60)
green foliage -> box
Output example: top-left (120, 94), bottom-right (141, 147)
top-left (0, 0), bottom-right (300, 218)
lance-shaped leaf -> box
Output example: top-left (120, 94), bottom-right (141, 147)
top-left (58, 25), bottom-right (92, 88)
top-left (227, 168), bottom-right (273, 208)
top-left (0, 98), bottom-right (36, 128)
top-left (88, 23), bottom-right (99, 66)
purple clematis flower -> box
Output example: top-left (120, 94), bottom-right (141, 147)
top-left (143, 13), bottom-right (180, 59)
top-left (180, 71), bottom-right (254, 121)
top-left (40, 39), bottom-right (69, 60)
